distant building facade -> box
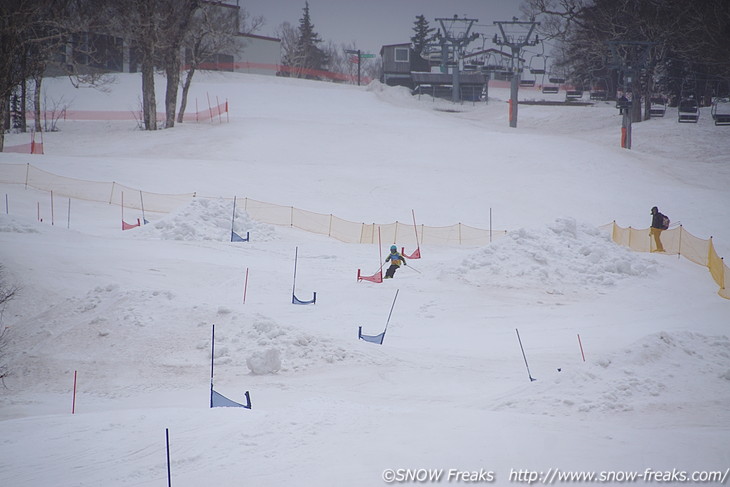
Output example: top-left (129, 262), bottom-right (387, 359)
top-left (379, 43), bottom-right (430, 88)
top-left (46, 1), bottom-right (281, 77)
top-left (380, 42), bottom-right (490, 100)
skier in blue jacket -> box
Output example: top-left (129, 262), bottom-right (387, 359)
top-left (384, 245), bottom-right (406, 279)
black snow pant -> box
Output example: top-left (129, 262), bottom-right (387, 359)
top-left (385, 264), bottom-right (399, 278)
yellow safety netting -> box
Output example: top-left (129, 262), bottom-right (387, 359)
top-left (602, 222), bottom-right (728, 300)
top-left (1, 163), bottom-right (726, 299)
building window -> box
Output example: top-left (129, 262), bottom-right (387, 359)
top-left (394, 47), bottom-right (409, 63)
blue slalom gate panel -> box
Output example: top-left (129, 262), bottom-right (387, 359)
top-left (292, 292), bottom-right (316, 305)
top-left (231, 231), bottom-right (250, 242)
top-left (358, 326), bottom-right (385, 345)
top-left (211, 389), bottom-right (251, 409)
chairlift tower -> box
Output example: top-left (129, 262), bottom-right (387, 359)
top-left (433, 15), bottom-right (480, 102)
top-left (607, 41), bottom-right (655, 149)
top-left (493, 18), bottom-right (540, 128)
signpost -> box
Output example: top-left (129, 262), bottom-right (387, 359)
top-left (345, 50), bottom-right (375, 85)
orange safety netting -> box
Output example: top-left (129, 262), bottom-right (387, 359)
top-left (21, 99), bottom-right (228, 123)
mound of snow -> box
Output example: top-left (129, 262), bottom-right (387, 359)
top-left (454, 217), bottom-right (656, 294)
top-left (131, 197), bottom-right (276, 241)
top-left (246, 348), bottom-right (281, 375)
top-left (494, 331), bottom-right (730, 416)
top-left (0, 214), bottom-right (42, 234)
top-left (210, 315), bottom-right (354, 374)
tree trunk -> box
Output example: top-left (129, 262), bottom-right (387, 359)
top-left (33, 74), bottom-right (42, 132)
top-left (177, 66), bottom-right (196, 123)
top-left (20, 72), bottom-right (27, 133)
top-left (632, 95), bottom-right (642, 123)
top-left (141, 59), bottom-right (157, 131)
top-left (0, 96), bottom-right (6, 152)
top-left (164, 52), bottom-right (181, 128)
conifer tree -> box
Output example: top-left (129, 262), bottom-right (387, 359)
top-left (286, 1), bottom-right (328, 79)
top-left (411, 14), bottom-right (435, 56)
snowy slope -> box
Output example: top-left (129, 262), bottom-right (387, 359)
top-left (0, 72), bottom-right (729, 487)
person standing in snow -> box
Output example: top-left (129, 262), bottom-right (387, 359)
top-left (650, 206), bottom-right (667, 252)
top-left (384, 245), bottom-right (407, 279)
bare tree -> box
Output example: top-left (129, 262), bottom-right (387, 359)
top-left (276, 21), bottom-right (299, 77)
top-left (0, 265), bottom-right (19, 386)
top-left (159, 0), bottom-right (200, 128)
top-left (324, 42), bottom-right (378, 85)
top-left (522, 0), bottom-right (728, 119)
top-left (104, 0), bottom-right (200, 130)
top-left (0, 0), bottom-right (63, 149)
top-left (3, 0), bottom-right (117, 138)
top-left (102, 0), bottom-right (162, 130)
top-left (178, 2), bottom-right (262, 123)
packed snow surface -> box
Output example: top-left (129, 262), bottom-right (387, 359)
top-left (0, 72), bottom-right (729, 487)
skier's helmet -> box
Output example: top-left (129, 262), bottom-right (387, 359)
top-left (390, 245), bottom-right (397, 251)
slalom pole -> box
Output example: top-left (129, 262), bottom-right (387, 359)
top-left (140, 190), bottom-right (147, 224)
top-left (210, 325), bottom-right (215, 408)
top-left (231, 196), bottom-right (237, 237)
top-left (292, 247), bottom-right (299, 296)
top-left (207, 92), bottom-right (213, 122)
top-left (243, 267), bottom-right (249, 304)
top-left (121, 191), bottom-right (124, 228)
top-left (382, 289), bottom-right (400, 338)
top-left (577, 333), bottom-right (585, 362)
top-left (411, 209), bottom-right (420, 254)
top-left (516, 328), bottom-right (536, 382)
top-left (377, 227), bottom-right (384, 278)
top-left (490, 207), bottom-right (492, 243)
top-left (378, 227), bottom-right (383, 265)
top-left (72, 370), bottom-right (77, 414)
top-left (67, 198), bottom-right (71, 229)
top-left (166, 428), bottom-right (172, 487)
top-left (50, 190), bottom-right (54, 225)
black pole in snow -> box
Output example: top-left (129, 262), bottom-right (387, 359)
top-left (516, 328), bottom-right (536, 382)
top-left (210, 325), bottom-right (215, 408)
top-left (166, 428), bottom-right (172, 487)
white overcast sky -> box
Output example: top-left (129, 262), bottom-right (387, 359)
top-left (242, 0), bottom-right (532, 56)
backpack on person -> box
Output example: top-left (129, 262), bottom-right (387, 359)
top-left (661, 214), bottom-right (670, 230)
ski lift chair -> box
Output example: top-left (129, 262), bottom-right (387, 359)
top-left (589, 77), bottom-right (608, 100)
top-left (649, 95), bottom-right (667, 117)
top-left (544, 68), bottom-right (564, 93)
top-left (616, 95), bottom-right (631, 114)
top-left (519, 78), bottom-right (536, 87)
top-left (529, 54), bottom-right (546, 75)
top-left (677, 98), bottom-right (699, 123)
top-left (565, 89), bottom-right (583, 100)
top-left (711, 97), bottom-right (730, 125)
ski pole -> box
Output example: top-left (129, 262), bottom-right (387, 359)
top-left (404, 263), bottom-right (421, 274)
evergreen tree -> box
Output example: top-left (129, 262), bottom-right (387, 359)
top-left (411, 14), bottom-right (435, 56)
top-left (288, 2), bottom-right (328, 79)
